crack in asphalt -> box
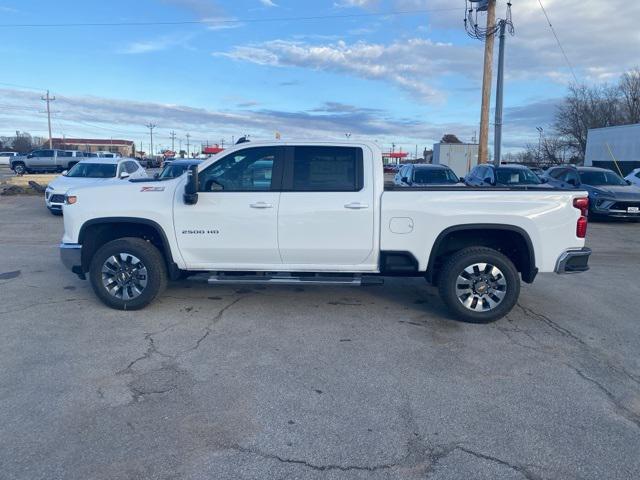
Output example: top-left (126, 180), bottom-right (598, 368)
top-left (566, 363), bottom-right (640, 431)
top-left (0, 298), bottom-right (86, 315)
top-left (455, 446), bottom-right (542, 480)
top-left (514, 302), bottom-right (640, 388)
top-left (181, 296), bottom-right (246, 355)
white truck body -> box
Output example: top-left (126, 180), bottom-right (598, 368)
top-left (59, 141), bottom-right (591, 321)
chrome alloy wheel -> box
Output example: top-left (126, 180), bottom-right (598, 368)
top-left (101, 253), bottom-right (148, 300)
top-left (455, 263), bottom-right (507, 312)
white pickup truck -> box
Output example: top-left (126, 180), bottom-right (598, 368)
top-left (59, 141), bottom-right (591, 322)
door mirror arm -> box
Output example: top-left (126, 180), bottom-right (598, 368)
top-left (184, 165), bottom-right (199, 205)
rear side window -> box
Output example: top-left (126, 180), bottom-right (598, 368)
top-left (289, 146), bottom-right (363, 192)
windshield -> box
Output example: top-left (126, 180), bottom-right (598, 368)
top-left (495, 168), bottom-right (541, 185)
top-left (159, 164), bottom-right (191, 179)
top-left (413, 168), bottom-right (459, 184)
top-left (579, 170), bottom-right (627, 186)
top-left (66, 163), bottom-right (116, 178)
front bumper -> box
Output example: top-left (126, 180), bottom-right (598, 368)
top-left (555, 247), bottom-right (591, 274)
top-left (60, 243), bottom-right (85, 279)
top-left (592, 199), bottom-right (640, 218)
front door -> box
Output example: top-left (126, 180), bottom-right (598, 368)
top-left (174, 146), bottom-right (283, 269)
top-left (277, 145), bottom-right (376, 270)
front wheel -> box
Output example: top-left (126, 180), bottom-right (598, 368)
top-left (438, 247), bottom-right (520, 323)
top-left (13, 162), bottom-right (26, 175)
top-left (89, 237), bottom-right (167, 310)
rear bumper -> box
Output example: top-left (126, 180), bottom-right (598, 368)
top-left (60, 243), bottom-right (85, 278)
top-left (555, 247), bottom-right (591, 274)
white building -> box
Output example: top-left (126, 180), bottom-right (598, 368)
top-left (585, 124), bottom-right (640, 175)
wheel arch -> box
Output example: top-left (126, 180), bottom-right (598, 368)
top-left (426, 224), bottom-right (537, 284)
top-left (78, 217), bottom-right (181, 280)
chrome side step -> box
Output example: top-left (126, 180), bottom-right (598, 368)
top-left (205, 272), bottom-right (383, 286)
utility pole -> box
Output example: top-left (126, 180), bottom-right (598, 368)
top-left (146, 123), bottom-right (156, 157)
top-left (493, 19), bottom-right (507, 166)
top-left (465, 0), bottom-right (513, 165)
top-left (186, 133), bottom-right (191, 157)
top-left (41, 90), bottom-right (56, 148)
top-left (169, 131), bottom-right (176, 152)
top-left (478, 0), bottom-right (496, 164)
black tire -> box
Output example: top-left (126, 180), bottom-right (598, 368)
top-left (49, 209), bottom-right (63, 216)
top-left (438, 247), bottom-right (520, 323)
top-left (89, 237), bottom-right (167, 310)
top-left (12, 162), bottom-right (26, 175)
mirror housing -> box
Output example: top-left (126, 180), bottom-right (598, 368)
top-left (567, 178), bottom-right (577, 186)
top-left (119, 171), bottom-right (130, 179)
top-left (401, 176), bottom-right (409, 184)
top-left (61, 170), bottom-right (68, 176)
top-left (184, 165), bottom-right (199, 205)
top-left (153, 173), bottom-right (160, 179)
top-left (627, 179), bottom-right (632, 185)
top-left (484, 177), bottom-right (494, 185)
top-left (540, 177), bottom-right (548, 183)
top-left (459, 177), bottom-right (466, 183)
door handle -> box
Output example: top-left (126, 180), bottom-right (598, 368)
top-left (250, 202), bottom-right (273, 209)
top-left (344, 202), bottom-right (369, 210)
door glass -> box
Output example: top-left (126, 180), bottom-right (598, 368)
top-left (198, 147), bottom-right (275, 192)
top-left (291, 146), bottom-right (362, 191)
top-left (41, 150), bottom-right (54, 157)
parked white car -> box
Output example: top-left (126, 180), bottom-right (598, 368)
top-left (59, 141), bottom-right (591, 322)
top-left (45, 158), bottom-right (146, 215)
top-left (0, 151), bottom-right (20, 166)
top-left (624, 168), bottom-right (640, 187)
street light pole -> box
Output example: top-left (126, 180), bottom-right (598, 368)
top-left (493, 19), bottom-right (507, 166)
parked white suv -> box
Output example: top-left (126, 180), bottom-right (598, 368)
top-left (0, 151), bottom-right (20, 166)
top-left (59, 141), bottom-right (591, 322)
top-left (45, 158), bottom-right (146, 215)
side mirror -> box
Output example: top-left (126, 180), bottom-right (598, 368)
top-left (459, 177), bottom-right (466, 183)
top-left (119, 171), bottom-right (130, 179)
top-left (627, 179), bottom-right (632, 186)
top-left (184, 165), bottom-right (199, 205)
top-left (27, 154), bottom-right (33, 158)
top-left (61, 170), bottom-right (68, 176)
top-left (484, 177), bottom-right (494, 185)
top-left (540, 177), bottom-right (548, 183)
top-left (153, 173), bottom-right (160, 179)
top-left (401, 176), bottom-right (409, 184)
top-left (567, 178), bottom-right (577, 186)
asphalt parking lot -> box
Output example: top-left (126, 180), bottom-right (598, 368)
top-left (1, 196), bottom-right (639, 480)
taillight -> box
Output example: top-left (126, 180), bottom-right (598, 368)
top-left (573, 197), bottom-right (589, 238)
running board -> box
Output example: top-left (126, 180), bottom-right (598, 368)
top-left (205, 273), bottom-right (383, 286)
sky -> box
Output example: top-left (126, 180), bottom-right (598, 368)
top-left (0, 0), bottom-right (638, 155)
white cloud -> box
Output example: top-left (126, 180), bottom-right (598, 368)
top-left (334, 0), bottom-right (378, 8)
top-left (217, 38), bottom-right (479, 102)
top-left (119, 34), bottom-right (194, 54)
top-left (259, 0), bottom-right (278, 7)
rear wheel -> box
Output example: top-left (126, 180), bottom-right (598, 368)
top-left (89, 237), bottom-right (167, 310)
top-left (438, 247), bottom-right (520, 323)
top-left (13, 162), bottom-right (26, 175)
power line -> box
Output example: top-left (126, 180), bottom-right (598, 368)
top-left (537, 0), bottom-right (579, 84)
top-left (0, 8), bottom-right (459, 28)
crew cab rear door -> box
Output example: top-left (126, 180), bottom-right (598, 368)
top-left (277, 145), bottom-right (376, 269)
top-left (173, 146), bottom-right (284, 269)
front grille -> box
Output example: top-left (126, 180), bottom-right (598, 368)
top-left (50, 194), bottom-right (65, 203)
top-left (609, 202), bottom-right (640, 211)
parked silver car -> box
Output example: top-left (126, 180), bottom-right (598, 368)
top-left (10, 149), bottom-right (86, 174)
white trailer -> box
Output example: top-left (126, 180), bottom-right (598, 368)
top-left (585, 123), bottom-right (640, 175)
top-left (432, 143), bottom-right (479, 178)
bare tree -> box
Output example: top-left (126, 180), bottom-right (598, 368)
top-left (440, 134), bottom-right (463, 144)
top-left (554, 84), bottom-right (623, 160)
top-left (619, 68), bottom-right (640, 124)
top-left (12, 132), bottom-right (34, 153)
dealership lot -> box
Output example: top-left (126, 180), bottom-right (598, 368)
top-left (1, 196), bottom-right (639, 479)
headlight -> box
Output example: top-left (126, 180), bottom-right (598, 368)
top-left (65, 195), bottom-right (78, 205)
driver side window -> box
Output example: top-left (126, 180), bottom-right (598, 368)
top-left (198, 147), bottom-right (276, 192)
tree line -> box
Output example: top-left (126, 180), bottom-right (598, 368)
top-left (508, 68), bottom-right (640, 166)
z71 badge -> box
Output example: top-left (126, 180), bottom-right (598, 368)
top-left (140, 186), bottom-right (165, 192)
